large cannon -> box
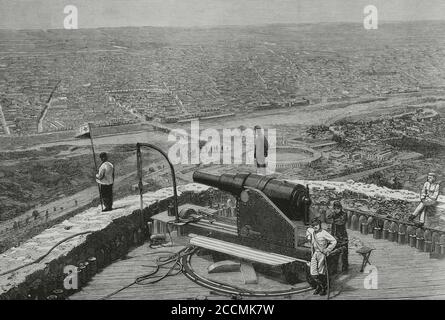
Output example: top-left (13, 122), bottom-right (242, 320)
top-left (188, 171), bottom-right (345, 285)
top-left (193, 171), bottom-right (312, 223)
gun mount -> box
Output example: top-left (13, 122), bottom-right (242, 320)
top-left (181, 171), bottom-right (342, 285)
top-left (151, 169), bottom-right (342, 285)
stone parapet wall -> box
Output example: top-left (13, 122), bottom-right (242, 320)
top-left (1, 178), bottom-right (443, 299)
top-left (0, 183), bottom-right (212, 300)
top-left (290, 179), bottom-right (445, 229)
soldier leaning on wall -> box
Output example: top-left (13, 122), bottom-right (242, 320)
top-left (409, 172), bottom-right (440, 227)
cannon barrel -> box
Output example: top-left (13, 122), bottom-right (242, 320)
top-left (193, 171), bottom-right (309, 221)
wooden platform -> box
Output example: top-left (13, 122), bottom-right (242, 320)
top-left (331, 230), bottom-right (445, 300)
top-left (70, 230), bottom-right (445, 300)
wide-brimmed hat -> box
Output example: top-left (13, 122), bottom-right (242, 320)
top-left (310, 217), bottom-right (321, 226)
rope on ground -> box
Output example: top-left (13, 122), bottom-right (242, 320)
top-left (99, 245), bottom-right (315, 300)
top-left (99, 246), bottom-right (195, 300)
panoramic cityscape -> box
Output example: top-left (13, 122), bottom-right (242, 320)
top-left (0, 0), bottom-right (445, 305)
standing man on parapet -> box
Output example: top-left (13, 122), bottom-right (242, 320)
top-left (96, 152), bottom-right (115, 212)
top-left (254, 125), bottom-right (269, 175)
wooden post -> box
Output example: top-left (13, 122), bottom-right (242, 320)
top-left (120, 235), bottom-right (127, 254)
top-left (83, 261), bottom-right (91, 283)
top-left (346, 210), bottom-right (352, 229)
top-left (137, 228), bottom-right (144, 245)
top-left (416, 228), bottom-right (425, 252)
top-left (407, 226), bottom-right (416, 247)
top-left (373, 219), bottom-right (382, 239)
top-left (77, 263), bottom-right (86, 289)
top-left (133, 230), bottom-right (139, 245)
top-left (440, 235), bottom-right (445, 257)
top-left (382, 220), bottom-right (390, 240)
top-left (389, 222), bottom-right (398, 242)
top-left (366, 217), bottom-right (374, 234)
top-left (95, 248), bottom-right (105, 270)
top-left (433, 233), bottom-right (441, 255)
top-left (430, 233), bottom-right (441, 258)
top-left (351, 214), bottom-right (359, 231)
top-left (424, 230), bottom-right (432, 252)
top-left (398, 224), bottom-right (407, 245)
top-left (359, 215), bottom-right (367, 234)
top-left (87, 257), bottom-right (97, 278)
top-left (147, 221), bottom-right (153, 235)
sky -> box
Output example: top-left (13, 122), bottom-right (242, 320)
top-left (0, 0), bottom-right (445, 30)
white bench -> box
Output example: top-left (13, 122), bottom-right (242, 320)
top-left (189, 234), bottom-right (307, 266)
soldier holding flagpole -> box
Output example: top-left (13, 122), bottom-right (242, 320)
top-left (75, 123), bottom-right (105, 211)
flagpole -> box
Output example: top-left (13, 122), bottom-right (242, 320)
top-left (88, 122), bottom-right (104, 211)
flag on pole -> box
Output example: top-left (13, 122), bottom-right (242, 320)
top-left (75, 123), bottom-right (91, 138)
top-left (74, 122), bottom-right (104, 210)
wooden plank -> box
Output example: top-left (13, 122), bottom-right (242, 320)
top-left (240, 262), bottom-right (258, 285)
top-left (190, 235), bottom-right (303, 265)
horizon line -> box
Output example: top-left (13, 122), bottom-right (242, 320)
top-left (1, 18), bottom-right (444, 32)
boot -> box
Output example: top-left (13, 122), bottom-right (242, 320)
top-left (312, 276), bottom-right (322, 295)
top-left (318, 275), bottom-right (327, 296)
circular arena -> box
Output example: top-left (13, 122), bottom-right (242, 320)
top-left (270, 146), bottom-right (322, 170)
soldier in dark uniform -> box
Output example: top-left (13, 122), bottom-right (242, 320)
top-left (327, 201), bottom-right (349, 272)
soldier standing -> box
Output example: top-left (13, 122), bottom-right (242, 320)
top-left (327, 201), bottom-right (349, 272)
top-left (96, 152), bottom-right (115, 212)
top-left (306, 217), bottom-right (337, 296)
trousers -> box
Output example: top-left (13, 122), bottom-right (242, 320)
top-left (411, 201), bottom-right (436, 223)
top-left (100, 184), bottom-right (113, 210)
top-left (310, 251), bottom-right (327, 276)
